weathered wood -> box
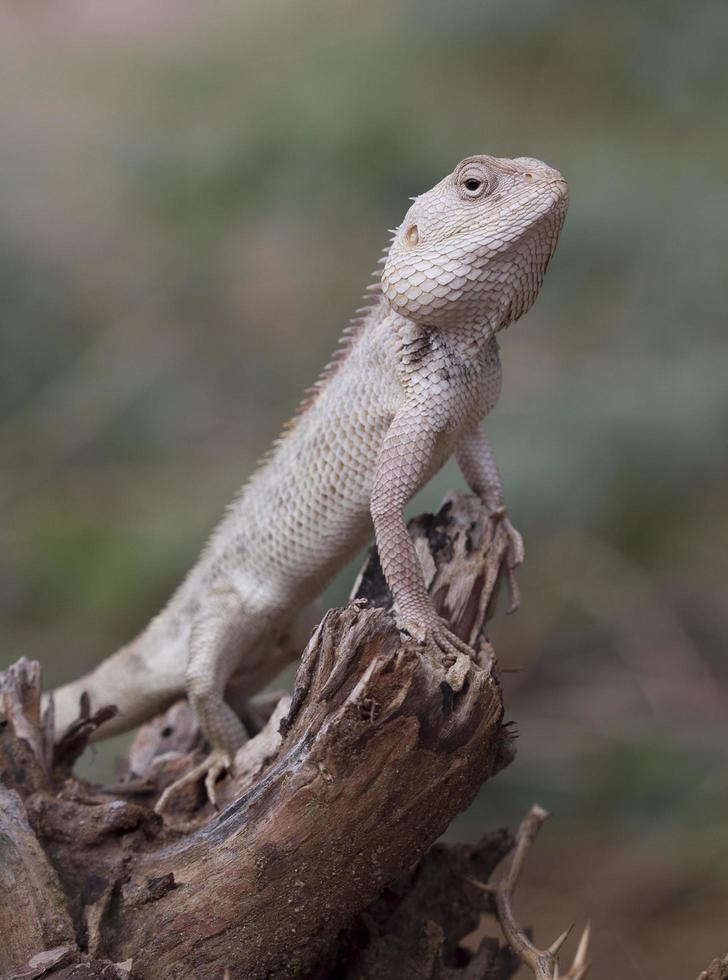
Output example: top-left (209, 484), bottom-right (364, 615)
top-left (0, 785), bottom-right (76, 973)
top-left (5, 948), bottom-right (133, 980)
top-left (311, 830), bottom-right (519, 980)
top-left (0, 494), bottom-right (518, 980)
top-left (699, 956), bottom-right (728, 980)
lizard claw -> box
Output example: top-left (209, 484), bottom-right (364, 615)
top-left (428, 620), bottom-right (475, 660)
top-left (398, 613), bottom-right (476, 663)
top-left (155, 748), bottom-right (232, 816)
top-left (487, 507), bottom-right (524, 614)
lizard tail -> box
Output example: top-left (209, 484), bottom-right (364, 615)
top-left (47, 634), bottom-right (186, 740)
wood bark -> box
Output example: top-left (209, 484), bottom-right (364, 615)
top-left (0, 493), bottom-right (519, 980)
top-left (699, 956), bottom-right (728, 980)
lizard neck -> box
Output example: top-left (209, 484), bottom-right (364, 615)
top-left (390, 306), bottom-right (498, 382)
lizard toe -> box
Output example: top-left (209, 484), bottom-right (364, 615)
top-left (155, 749), bottom-right (233, 817)
top-left (429, 621), bottom-right (476, 661)
top-left (204, 752), bottom-right (231, 810)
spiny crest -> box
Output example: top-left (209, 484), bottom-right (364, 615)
top-left (272, 233), bottom-right (395, 432)
top-left (240, 251), bottom-right (391, 484)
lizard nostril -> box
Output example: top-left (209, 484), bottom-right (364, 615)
top-left (405, 224), bottom-right (419, 246)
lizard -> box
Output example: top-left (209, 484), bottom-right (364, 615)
top-left (49, 154), bottom-right (569, 811)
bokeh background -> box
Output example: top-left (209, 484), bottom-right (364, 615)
top-left (1, 1), bottom-right (726, 976)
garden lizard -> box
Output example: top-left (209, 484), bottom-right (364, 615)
top-left (50, 154), bottom-right (569, 809)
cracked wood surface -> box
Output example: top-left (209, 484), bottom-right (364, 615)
top-left (1, 494), bottom-right (517, 980)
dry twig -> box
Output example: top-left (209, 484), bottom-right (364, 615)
top-left (487, 805), bottom-right (590, 980)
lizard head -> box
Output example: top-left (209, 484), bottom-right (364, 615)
top-left (381, 155), bottom-right (569, 330)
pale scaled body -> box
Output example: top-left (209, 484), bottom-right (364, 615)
top-left (50, 155), bottom-right (569, 808)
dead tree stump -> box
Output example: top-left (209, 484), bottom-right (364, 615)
top-left (0, 493), bottom-right (519, 980)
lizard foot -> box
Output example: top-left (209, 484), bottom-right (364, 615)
top-left (398, 614), bottom-right (475, 661)
top-left (155, 748), bottom-right (232, 816)
top-left (487, 507), bottom-right (524, 614)
top-left (399, 615), bottom-right (485, 690)
top-left (426, 620), bottom-right (475, 661)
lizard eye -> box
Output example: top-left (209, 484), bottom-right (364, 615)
top-left (460, 173), bottom-right (489, 198)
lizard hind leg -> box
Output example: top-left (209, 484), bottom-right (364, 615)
top-left (156, 588), bottom-right (274, 815)
top-left (226, 599), bottom-right (323, 731)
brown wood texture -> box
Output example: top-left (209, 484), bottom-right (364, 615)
top-left (698, 956), bottom-right (728, 980)
top-left (0, 493), bottom-right (519, 980)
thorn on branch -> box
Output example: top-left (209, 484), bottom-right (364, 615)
top-left (53, 702), bottom-right (119, 776)
top-left (491, 804), bottom-right (591, 980)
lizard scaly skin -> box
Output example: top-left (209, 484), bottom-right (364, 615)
top-left (50, 155), bottom-right (569, 809)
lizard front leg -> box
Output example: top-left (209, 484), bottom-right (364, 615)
top-left (456, 425), bottom-right (524, 612)
top-left (371, 409), bottom-right (474, 661)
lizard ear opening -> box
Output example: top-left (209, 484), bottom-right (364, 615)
top-left (404, 224), bottom-right (419, 246)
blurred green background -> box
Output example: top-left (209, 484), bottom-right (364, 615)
top-left (1, 1), bottom-right (726, 976)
